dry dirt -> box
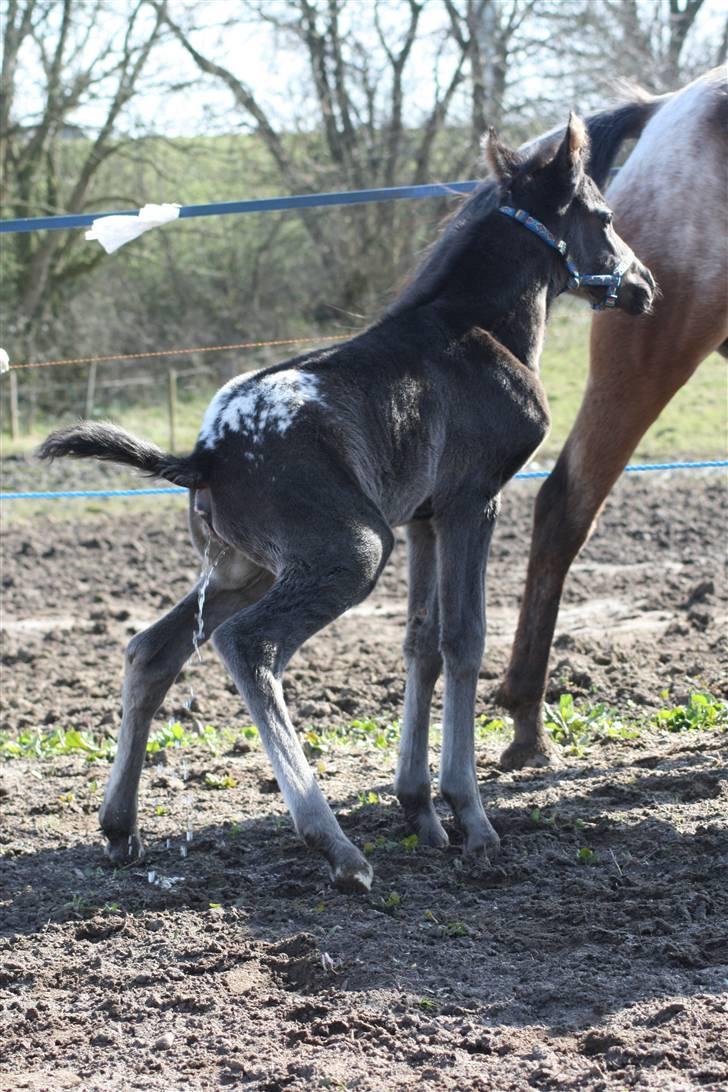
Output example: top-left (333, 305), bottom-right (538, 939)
top-left (1, 469), bottom-right (727, 1090)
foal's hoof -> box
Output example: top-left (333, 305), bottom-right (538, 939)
top-left (462, 821), bottom-right (500, 864)
top-left (499, 739), bottom-right (560, 771)
top-left (330, 846), bottom-right (373, 894)
top-left (407, 808), bottom-right (449, 850)
top-left (104, 830), bottom-right (144, 866)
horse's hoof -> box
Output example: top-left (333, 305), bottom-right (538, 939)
top-left (330, 848), bottom-right (373, 894)
top-left (499, 740), bottom-right (560, 771)
top-left (104, 830), bottom-right (144, 865)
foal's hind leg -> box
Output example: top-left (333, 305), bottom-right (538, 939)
top-left (395, 520), bottom-right (448, 848)
top-left (436, 502), bottom-right (500, 860)
top-left (101, 571), bottom-right (270, 863)
top-left (213, 524), bottom-right (392, 892)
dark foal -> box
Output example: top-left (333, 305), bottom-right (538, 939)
top-left (40, 116), bottom-right (654, 891)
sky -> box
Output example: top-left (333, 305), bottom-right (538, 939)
top-left (10, 0), bottom-right (726, 139)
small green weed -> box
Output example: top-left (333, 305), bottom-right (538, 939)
top-left (476, 715), bottom-right (511, 738)
top-left (444, 920), bottom-right (469, 937)
top-left (204, 771), bottom-right (237, 790)
top-left (576, 847), bottom-right (598, 865)
top-left (545, 694), bottom-right (629, 755)
top-left (357, 790), bottom-right (381, 806)
top-left (652, 692), bottom-right (727, 732)
top-left (530, 807), bottom-right (555, 826)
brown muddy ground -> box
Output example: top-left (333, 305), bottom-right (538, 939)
top-left (1, 470), bottom-right (727, 1091)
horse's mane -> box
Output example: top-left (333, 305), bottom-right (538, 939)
top-left (385, 179), bottom-right (502, 317)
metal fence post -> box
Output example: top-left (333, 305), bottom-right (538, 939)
top-left (85, 362), bottom-right (97, 418)
top-left (168, 368), bottom-right (177, 452)
top-left (9, 370), bottom-right (19, 440)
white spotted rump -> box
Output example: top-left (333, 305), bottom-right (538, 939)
top-left (198, 368), bottom-right (323, 450)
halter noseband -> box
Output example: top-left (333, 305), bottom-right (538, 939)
top-left (498, 205), bottom-right (631, 310)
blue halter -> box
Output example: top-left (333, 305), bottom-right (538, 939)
top-left (498, 205), bottom-right (631, 310)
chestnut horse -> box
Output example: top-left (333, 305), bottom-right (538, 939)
top-left (498, 67), bottom-right (727, 769)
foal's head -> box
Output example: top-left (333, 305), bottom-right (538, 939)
top-left (486, 115), bottom-right (656, 315)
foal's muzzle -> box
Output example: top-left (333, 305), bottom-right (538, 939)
top-left (614, 261), bottom-right (657, 316)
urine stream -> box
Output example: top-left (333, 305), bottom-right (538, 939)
top-left (174, 529), bottom-right (229, 848)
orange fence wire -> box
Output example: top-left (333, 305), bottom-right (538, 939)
top-left (7, 334), bottom-right (349, 372)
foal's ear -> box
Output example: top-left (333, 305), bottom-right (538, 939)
top-left (548, 112), bottom-right (590, 202)
top-left (482, 128), bottom-right (521, 183)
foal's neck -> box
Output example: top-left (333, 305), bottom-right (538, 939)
top-left (484, 284), bottom-right (549, 373)
top-left (442, 228), bottom-right (560, 373)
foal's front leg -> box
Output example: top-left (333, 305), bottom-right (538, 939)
top-left (436, 503), bottom-right (500, 860)
top-left (395, 520), bottom-right (448, 848)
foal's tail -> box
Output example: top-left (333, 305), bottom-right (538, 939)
top-left (37, 422), bottom-right (202, 489)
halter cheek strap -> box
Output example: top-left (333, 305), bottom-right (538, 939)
top-left (498, 205), bottom-right (631, 310)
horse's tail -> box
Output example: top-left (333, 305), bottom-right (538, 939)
top-left (586, 88), bottom-right (671, 189)
top-left (37, 422), bottom-right (202, 489)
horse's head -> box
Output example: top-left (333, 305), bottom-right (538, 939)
top-left (485, 116), bottom-right (656, 315)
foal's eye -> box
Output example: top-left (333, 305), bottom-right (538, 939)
top-left (599, 210), bottom-right (614, 226)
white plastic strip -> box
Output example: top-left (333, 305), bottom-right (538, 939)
top-left (85, 203), bottom-right (181, 254)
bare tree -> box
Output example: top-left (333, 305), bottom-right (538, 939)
top-left (530, 0), bottom-right (721, 107)
top-left (155, 0), bottom-right (477, 311)
top-left (1, 0), bottom-right (165, 354)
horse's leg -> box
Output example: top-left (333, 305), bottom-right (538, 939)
top-left (394, 519), bottom-right (448, 848)
top-left (436, 502), bottom-right (500, 859)
top-left (498, 304), bottom-right (726, 770)
top-left (101, 568), bottom-right (271, 862)
top-left (212, 521), bottom-right (393, 892)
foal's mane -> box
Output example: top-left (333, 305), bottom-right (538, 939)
top-left (385, 178), bottom-right (502, 317)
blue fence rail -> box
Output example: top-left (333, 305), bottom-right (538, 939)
top-left (1, 461), bottom-right (725, 502)
top-left (0, 181), bottom-right (480, 235)
top-left (0, 168), bottom-right (626, 237)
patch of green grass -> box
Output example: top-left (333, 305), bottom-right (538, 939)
top-left (303, 718), bottom-right (400, 758)
top-left (652, 691), bottom-right (727, 732)
top-left (2, 693), bottom-right (724, 765)
top-left (0, 720), bottom-right (257, 762)
top-left (540, 300), bottom-right (727, 459)
top-left (476, 715), bottom-right (511, 739)
top-left (544, 690), bottom-right (727, 756)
